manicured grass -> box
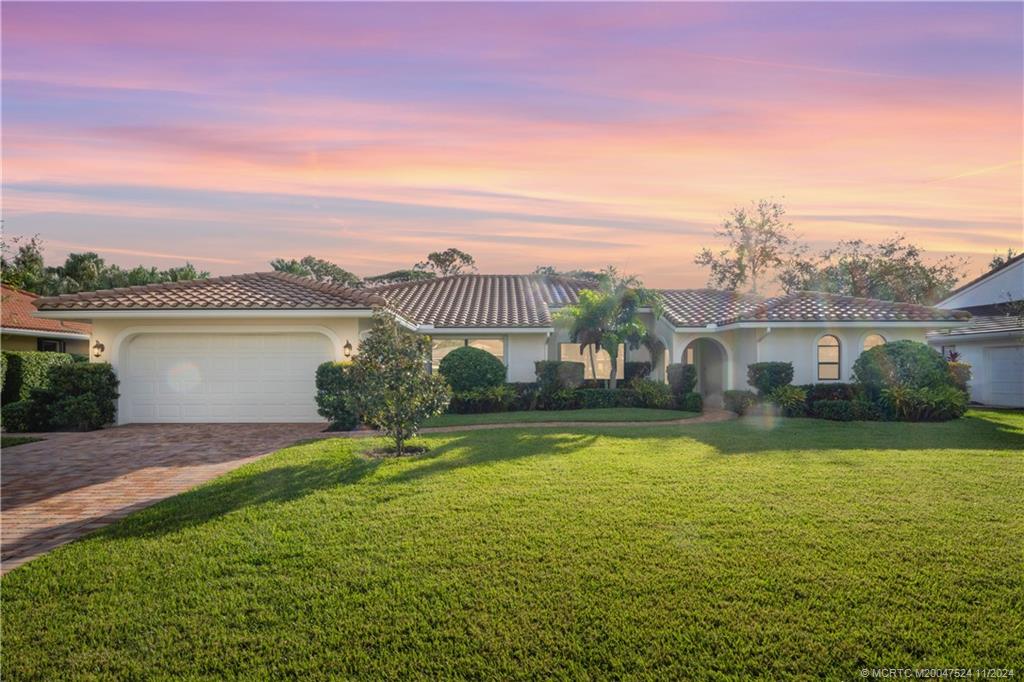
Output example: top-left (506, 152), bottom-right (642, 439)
top-left (3, 410), bottom-right (1022, 678)
top-left (1, 436), bottom-right (41, 449)
top-left (424, 406), bottom-right (695, 427)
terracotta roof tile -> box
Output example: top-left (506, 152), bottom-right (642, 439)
top-left (658, 289), bottom-right (764, 327)
top-left (33, 272), bottom-right (385, 312)
top-left (729, 291), bottom-right (969, 325)
top-left (372, 274), bottom-right (589, 328)
top-left (1, 286), bottom-right (92, 336)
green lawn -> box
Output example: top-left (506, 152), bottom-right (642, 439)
top-left (424, 406), bottom-right (695, 427)
top-left (1, 436), bottom-right (41, 449)
top-left (3, 410), bottom-right (1022, 678)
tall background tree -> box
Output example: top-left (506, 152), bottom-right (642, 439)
top-left (777, 235), bottom-right (967, 305)
top-left (693, 199), bottom-right (795, 294)
top-left (556, 267), bottom-right (663, 389)
top-left (988, 247), bottom-right (1020, 271)
top-left (270, 255), bottom-right (361, 287)
top-left (415, 248), bottom-right (477, 277)
top-left (1, 235), bottom-right (209, 295)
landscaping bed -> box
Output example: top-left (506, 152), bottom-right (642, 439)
top-left (2, 410), bottom-right (1021, 678)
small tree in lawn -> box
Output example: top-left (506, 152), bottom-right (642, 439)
top-left (349, 311), bottom-right (450, 454)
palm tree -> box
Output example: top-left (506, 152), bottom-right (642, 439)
top-left (556, 268), bottom-right (664, 389)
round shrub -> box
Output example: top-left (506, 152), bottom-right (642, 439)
top-left (853, 340), bottom-right (953, 398)
top-left (723, 389), bottom-right (757, 415)
top-left (315, 361), bottom-right (358, 430)
top-left (630, 379), bottom-right (674, 409)
top-left (747, 362), bottom-right (794, 396)
top-left (678, 392), bottom-right (703, 413)
top-left (439, 346), bottom-right (506, 392)
top-left (42, 363), bottom-right (120, 431)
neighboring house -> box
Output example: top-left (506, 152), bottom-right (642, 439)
top-left (32, 272), bottom-right (967, 423)
top-left (928, 253), bottom-right (1024, 408)
top-left (1, 284), bottom-right (91, 355)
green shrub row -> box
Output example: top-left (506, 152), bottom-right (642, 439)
top-left (1, 351), bottom-right (75, 403)
top-left (446, 379), bottom-right (697, 415)
top-left (2, 363), bottom-right (119, 432)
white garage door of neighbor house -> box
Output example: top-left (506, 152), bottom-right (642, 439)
top-left (987, 346), bottom-right (1024, 408)
top-left (121, 333), bottom-right (333, 423)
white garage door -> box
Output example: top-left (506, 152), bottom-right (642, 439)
top-left (987, 346), bottom-right (1024, 407)
top-left (121, 333), bottom-right (333, 423)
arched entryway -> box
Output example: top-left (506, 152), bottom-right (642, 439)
top-left (681, 337), bottom-right (728, 408)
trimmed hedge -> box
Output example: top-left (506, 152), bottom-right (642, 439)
top-left (723, 390), bottom-right (757, 415)
top-left (678, 392), bottom-right (703, 413)
top-left (0, 353), bottom-right (6, 396)
top-left (535, 361), bottom-right (585, 390)
top-left (576, 388), bottom-right (642, 409)
top-left (39, 363), bottom-right (120, 431)
top-left (747, 362), bottom-right (794, 396)
top-left (810, 399), bottom-right (881, 422)
top-left (315, 361), bottom-right (358, 430)
top-left (1, 400), bottom-right (50, 432)
top-left (667, 364), bottom-right (697, 396)
top-left (624, 361), bottom-right (653, 383)
top-left (448, 385), bottom-right (516, 414)
top-left (798, 383), bottom-right (862, 404)
top-left (1, 351), bottom-right (75, 403)
top-left (629, 379), bottom-right (674, 409)
top-left (853, 340), bottom-right (953, 399)
top-left (438, 346), bottom-right (506, 392)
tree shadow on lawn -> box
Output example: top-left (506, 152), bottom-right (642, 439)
top-left (85, 431), bottom-right (597, 542)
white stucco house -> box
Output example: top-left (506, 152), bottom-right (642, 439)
top-left (928, 254), bottom-right (1024, 407)
top-left (32, 272), bottom-right (969, 423)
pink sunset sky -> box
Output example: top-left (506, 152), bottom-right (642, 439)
top-left (2, 1), bottom-right (1022, 287)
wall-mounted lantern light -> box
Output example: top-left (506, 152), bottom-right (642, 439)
top-left (92, 340), bottom-right (105, 358)
top-left (343, 340), bottom-right (353, 358)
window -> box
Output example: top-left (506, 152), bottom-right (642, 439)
top-left (430, 337), bottom-right (505, 372)
top-left (559, 343), bottom-right (624, 380)
top-left (684, 346), bottom-right (695, 365)
top-left (37, 338), bottom-right (66, 353)
top-left (817, 335), bottom-right (841, 380)
top-left (863, 333), bottom-right (886, 352)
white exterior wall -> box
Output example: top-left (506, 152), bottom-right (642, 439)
top-left (672, 326), bottom-right (930, 389)
top-left (938, 259), bottom-right (1023, 309)
top-left (928, 334), bottom-right (1024, 407)
top-left (506, 333), bottom-right (549, 382)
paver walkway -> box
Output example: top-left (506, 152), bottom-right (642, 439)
top-left (1, 410), bottom-right (734, 574)
top-left (1, 424), bottom-right (327, 574)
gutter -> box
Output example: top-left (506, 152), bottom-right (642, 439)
top-left (1, 326), bottom-right (90, 341)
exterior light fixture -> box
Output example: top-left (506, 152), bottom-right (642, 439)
top-left (92, 340), bottom-right (105, 358)
top-left (343, 340), bottom-right (353, 358)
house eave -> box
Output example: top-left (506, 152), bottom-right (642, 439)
top-left (0, 326), bottom-right (90, 341)
top-left (32, 308), bottom-right (376, 320)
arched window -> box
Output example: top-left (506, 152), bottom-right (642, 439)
top-left (863, 333), bottom-right (886, 352)
top-left (817, 335), bottom-right (841, 380)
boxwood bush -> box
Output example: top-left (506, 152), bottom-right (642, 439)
top-left (747, 362), bottom-right (794, 396)
top-left (810, 399), bottom-right (881, 422)
top-left (438, 346), bottom-right (506, 392)
top-left (798, 382), bottom-right (863, 404)
top-left (723, 389), bottom-right (757, 415)
top-left (1, 351), bottom-right (75, 403)
top-left (576, 388), bottom-right (642, 409)
top-left (40, 363), bottom-right (120, 431)
top-left (678, 392), bottom-right (703, 413)
top-left (534, 361), bottom-right (585, 390)
top-left (448, 385), bottom-right (517, 414)
top-left (623, 361), bottom-right (652, 383)
top-left (853, 340), bottom-right (954, 399)
top-left (315, 361), bottom-right (358, 430)
top-left (1, 399), bottom-right (51, 432)
top-left (629, 379), bottom-right (674, 409)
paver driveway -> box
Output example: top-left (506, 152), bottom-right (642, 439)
top-left (1, 423), bottom-right (328, 574)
